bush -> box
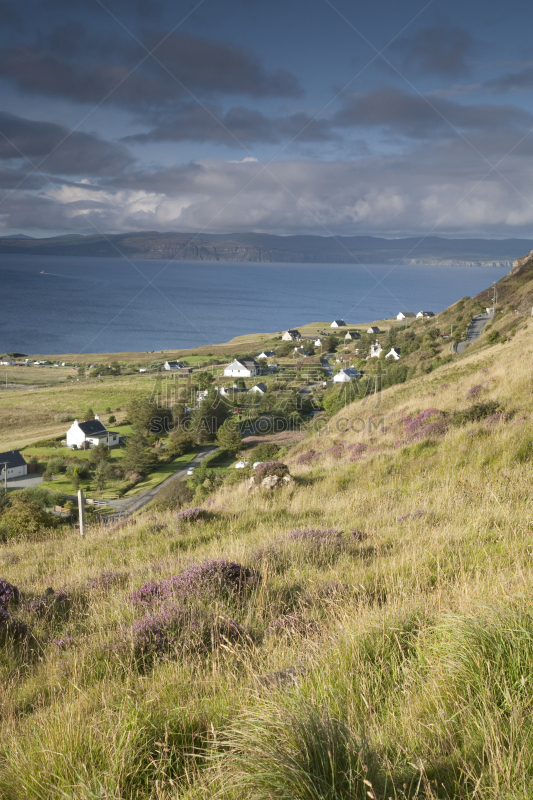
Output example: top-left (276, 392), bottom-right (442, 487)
top-left (452, 401), bottom-right (500, 425)
top-left (0, 494), bottom-right (57, 542)
top-left (153, 479), bottom-right (193, 510)
top-left (487, 330), bottom-right (500, 344)
top-left (31, 438), bottom-right (62, 449)
top-left (107, 415), bottom-right (116, 423)
top-left (249, 442), bottom-right (280, 462)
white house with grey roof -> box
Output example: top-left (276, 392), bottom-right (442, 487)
top-left (333, 367), bottom-right (361, 383)
top-left (164, 360), bottom-right (185, 371)
top-left (223, 358), bottom-right (261, 378)
top-left (330, 319), bottom-right (346, 327)
top-left (66, 416), bottom-right (120, 449)
top-left (0, 450), bottom-right (28, 480)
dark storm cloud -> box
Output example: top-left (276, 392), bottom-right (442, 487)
top-left (389, 24), bottom-right (475, 78)
top-left (126, 104), bottom-right (334, 146)
top-left (148, 32), bottom-right (302, 98)
top-left (0, 166), bottom-right (47, 190)
top-left (485, 67), bottom-right (533, 92)
top-left (0, 31), bottom-right (302, 110)
top-left (334, 88), bottom-right (533, 140)
top-left (0, 112), bottom-right (134, 176)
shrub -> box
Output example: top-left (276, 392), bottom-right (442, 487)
top-left (118, 604), bottom-right (247, 666)
top-left (130, 559), bottom-right (260, 607)
top-left (487, 330), bottom-right (500, 344)
top-left (0, 579), bottom-right (19, 608)
top-left (250, 442), bottom-right (281, 462)
top-left (452, 401), bottom-right (500, 425)
top-left (107, 415), bottom-right (116, 423)
top-left (153, 479), bottom-right (193, 510)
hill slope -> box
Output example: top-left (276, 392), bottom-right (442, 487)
top-left (2, 264), bottom-right (533, 797)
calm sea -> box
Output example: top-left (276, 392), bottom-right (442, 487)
top-left (0, 255), bottom-right (507, 355)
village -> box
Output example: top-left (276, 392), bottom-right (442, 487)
top-left (0, 310), bottom-right (450, 504)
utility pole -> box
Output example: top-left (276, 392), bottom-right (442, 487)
top-left (1, 462), bottom-right (7, 493)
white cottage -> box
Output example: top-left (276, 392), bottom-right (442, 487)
top-left (0, 450), bottom-right (28, 480)
top-left (385, 347), bottom-right (401, 360)
top-left (164, 360), bottom-right (184, 371)
top-left (333, 368), bottom-right (361, 383)
top-left (249, 382), bottom-right (267, 395)
top-left (223, 358), bottom-right (261, 378)
top-left (416, 311), bottom-right (435, 318)
top-left (367, 326), bottom-right (380, 334)
top-left (66, 416), bottom-right (120, 449)
top-left (369, 341), bottom-right (383, 358)
top-left (397, 312), bottom-right (415, 320)
top-left (281, 329), bottom-right (301, 341)
top-left (330, 320), bottom-right (346, 328)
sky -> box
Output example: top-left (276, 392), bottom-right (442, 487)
top-left (1, 0), bottom-right (533, 238)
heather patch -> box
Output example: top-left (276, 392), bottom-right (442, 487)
top-left (24, 588), bottom-right (69, 619)
top-left (0, 607), bottom-right (30, 642)
top-left (130, 559), bottom-right (261, 607)
top-left (115, 604), bottom-right (248, 666)
top-left (324, 443), bottom-right (345, 459)
top-left (467, 384), bottom-right (484, 398)
top-left (296, 450), bottom-right (321, 465)
top-left (348, 443), bottom-right (367, 460)
top-left (0, 579), bottom-right (19, 609)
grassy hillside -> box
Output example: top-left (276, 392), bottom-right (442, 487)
top-left (1, 269), bottom-right (533, 799)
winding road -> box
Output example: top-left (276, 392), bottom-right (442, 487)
top-left (101, 445), bottom-right (217, 521)
top-left (456, 312), bottom-right (494, 354)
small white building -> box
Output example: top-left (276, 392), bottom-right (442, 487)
top-left (344, 331), bottom-right (360, 341)
top-left (369, 341), bottom-right (383, 358)
top-left (164, 360), bottom-right (184, 371)
top-left (281, 329), bottom-right (301, 341)
top-left (416, 311), bottom-right (434, 319)
top-left (66, 416), bottom-right (120, 449)
top-left (367, 326), bottom-right (380, 334)
top-left (293, 346), bottom-right (309, 357)
top-left (0, 358), bottom-right (15, 365)
top-left (397, 312), bottom-right (415, 320)
top-left (330, 319), bottom-right (346, 328)
top-left (333, 367), bottom-right (361, 383)
top-left (314, 338), bottom-right (323, 347)
top-left (224, 358), bottom-right (261, 378)
top-left (256, 351), bottom-right (275, 359)
top-left (249, 382), bottom-right (267, 395)
top-left (0, 450), bottom-right (28, 480)
top-left (385, 347), bottom-right (401, 360)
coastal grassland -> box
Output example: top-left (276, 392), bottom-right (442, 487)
top-left (0, 374), bottom-right (152, 450)
top-left (1, 319), bottom-right (533, 798)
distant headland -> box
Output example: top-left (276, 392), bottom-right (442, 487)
top-left (0, 231), bottom-right (530, 267)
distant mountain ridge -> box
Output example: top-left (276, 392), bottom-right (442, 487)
top-left (0, 231), bottom-right (530, 266)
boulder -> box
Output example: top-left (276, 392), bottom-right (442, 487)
top-left (247, 461), bottom-right (294, 491)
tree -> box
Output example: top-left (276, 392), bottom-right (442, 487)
top-left (191, 394), bottom-right (232, 444)
top-left (122, 430), bottom-right (157, 477)
top-left (90, 442), bottom-right (110, 464)
top-left (216, 419), bottom-right (242, 453)
top-left (153, 479), bottom-right (193, 510)
top-left (127, 399), bottom-right (173, 437)
top-left (84, 407), bottom-right (95, 421)
top-left (108, 415), bottom-right (116, 424)
top-left (326, 336), bottom-right (340, 352)
top-left (197, 372), bottom-right (215, 391)
top-left (94, 462), bottom-right (108, 492)
top-left (166, 431), bottom-right (195, 458)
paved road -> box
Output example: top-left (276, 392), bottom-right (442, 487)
top-left (6, 474), bottom-right (43, 490)
top-left (456, 312), bottom-right (493, 354)
top-left (101, 446), bottom-right (218, 521)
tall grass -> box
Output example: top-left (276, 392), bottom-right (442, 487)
top-left (1, 319), bottom-right (533, 797)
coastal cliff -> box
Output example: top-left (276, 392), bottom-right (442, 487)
top-left (0, 231), bottom-right (528, 266)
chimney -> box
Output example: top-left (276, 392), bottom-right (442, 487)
top-left (94, 414), bottom-right (100, 421)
